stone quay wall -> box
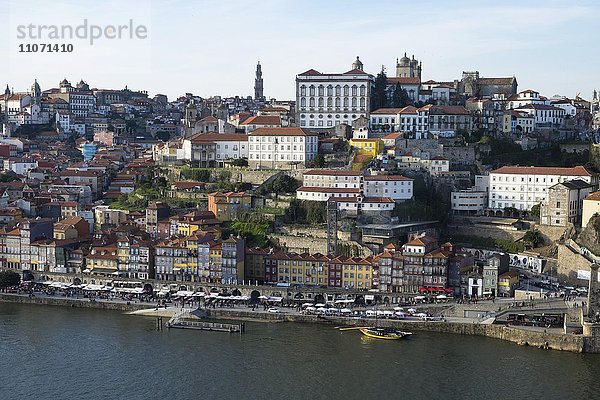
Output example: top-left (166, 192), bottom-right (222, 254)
top-left (0, 294), bottom-right (596, 353)
top-left (205, 309), bottom-right (592, 353)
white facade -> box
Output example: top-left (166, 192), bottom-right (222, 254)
top-left (182, 133), bottom-right (248, 167)
top-left (507, 89), bottom-right (548, 109)
top-left (451, 189), bottom-right (487, 214)
top-left (488, 166), bottom-right (595, 210)
top-left (369, 106), bottom-right (429, 138)
top-left (248, 127), bottom-right (318, 168)
top-left (515, 104), bottom-right (565, 126)
top-left (296, 59), bottom-right (374, 129)
top-left (363, 175), bottom-right (413, 200)
top-left (296, 170), bottom-right (413, 202)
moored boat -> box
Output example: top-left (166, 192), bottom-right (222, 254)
top-left (358, 327), bottom-right (412, 340)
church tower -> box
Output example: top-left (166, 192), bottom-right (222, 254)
top-left (352, 56), bottom-right (363, 71)
top-left (31, 79), bottom-right (41, 105)
top-left (254, 62), bottom-right (264, 100)
top-left (396, 53), bottom-right (422, 81)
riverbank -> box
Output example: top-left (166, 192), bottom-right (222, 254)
top-left (1, 293), bottom-right (597, 353)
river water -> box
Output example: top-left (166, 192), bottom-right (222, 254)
top-left (0, 303), bottom-right (598, 400)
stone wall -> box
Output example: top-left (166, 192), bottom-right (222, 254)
top-left (557, 244), bottom-right (591, 283)
top-left (205, 308), bottom-right (590, 353)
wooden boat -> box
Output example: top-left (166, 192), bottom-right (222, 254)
top-left (359, 327), bottom-right (412, 340)
top-left (339, 326), bottom-right (412, 340)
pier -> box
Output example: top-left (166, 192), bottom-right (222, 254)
top-left (166, 309), bottom-right (245, 333)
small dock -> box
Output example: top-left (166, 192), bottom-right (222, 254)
top-left (167, 320), bottom-right (245, 333)
top-left (165, 309), bottom-right (245, 334)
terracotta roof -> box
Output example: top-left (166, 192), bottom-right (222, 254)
top-left (585, 191), bottom-right (600, 201)
top-left (371, 108), bottom-right (405, 115)
top-left (248, 127), bottom-right (316, 137)
top-left (199, 115), bottom-right (218, 122)
top-left (387, 77), bottom-right (420, 85)
top-left (303, 169), bottom-right (362, 176)
top-left (491, 166), bottom-right (592, 177)
top-left (298, 69), bottom-right (322, 76)
top-left (383, 132), bottom-right (402, 140)
top-left (240, 115), bottom-right (281, 126)
top-left (405, 235), bottom-right (437, 247)
top-left (343, 68), bottom-right (369, 75)
top-left (363, 175), bottom-right (412, 181)
top-left (297, 186), bottom-right (360, 193)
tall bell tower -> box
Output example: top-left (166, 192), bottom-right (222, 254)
top-left (254, 61), bottom-right (264, 101)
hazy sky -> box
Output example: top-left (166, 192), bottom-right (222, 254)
top-left (0, 0), bottom-right (598, 101)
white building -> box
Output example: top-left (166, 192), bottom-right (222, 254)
top-left (296, 169), bottom-right (413, 202)
top-left (507, 89), bottom-right (549, 109)
top-left (296, 57), bottom-right (374, 129)
top-left (514, 104), bottom-right (565, 127)
top-left (182, 133), bottom-right (248, 167)
top-left (451, 189), bottom-right (487, 215)
top-left (369, 106), bottom-right (429, 138)
top-left (248, 127), bottom-right (318, 169)
top-left (488, 166), bottom-right (596, 211)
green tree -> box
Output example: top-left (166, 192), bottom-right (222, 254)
top-left (155, 130), bottom-right (170, 142)
top-left (0, 172), bottom-right (17, 182)
top-left (391, 83), bottom-right (411, 107)
top-left (270, 174), bottom-right (301, 194)
top-left (530, 203), bottom-right (541, 221)
top-left (231, 158), bottom-right (249, 167)
top-left (371, 66), bottom-right (388, 110)
top-left (0, 270), bottom-right (21, 289)
top-left (308, 154), bottom-right (326, 168)
top-left (523, 229), bottom-right (544, 248)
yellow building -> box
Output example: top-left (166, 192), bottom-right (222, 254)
top-left (349, 138), bottom-right (383, 158)
top-left (339, 257), bottom-right (373, 290)
top-left (208, 192), bottom-right (253, 222)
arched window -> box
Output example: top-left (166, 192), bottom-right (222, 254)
top-left (309, 97), bottom-right (315, 107)
top-left (335, 97), bottom-right (341, 107)
top-left (335, 85), bottom-right (341, 96)
top-left (309, 85), bottom-right (315, 96)
top-left (318, 85), bottom-right (324, 96)
top-left (327, 85), bottom-right (333, 96)
top-left (327, 97), bottom-right (333, 107)
top-left (360, 97), bottom-right (365, 107)
top-left (343, 97), bottom-right (349, 107)
top-left (360, 85), bottom-right (365, 96)
top-left (318, 97), bottom-right (324, 107)
top-left (301, 98), bottom-right (306, 107)
top-left (300, 85), bottom-right (306, 96)
top-left (352, 97), bottom-right (357, 107)
top-left (351, 85), bottom-right (357, 96)
top-left (343, 85), bottom-right (349, 96)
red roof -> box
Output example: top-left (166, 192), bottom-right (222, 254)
top-left (298, 69), bottom-right (322, 76)
top-left (189, 133), bottom-right (248, 143)
top-left (240, 115), bottom-right (281, 126)
top-left (303, 169), bottom-right (362, 176)
top-left (387, 77), bottom-right (420, 85)
top-left (363, 175), bottom-right (412, 181)
top-left (491, 166), bottom-right (592, 176)
top-left (249, 127), bottom-right (316, 137)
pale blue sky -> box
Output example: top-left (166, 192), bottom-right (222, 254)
top-left (0, 0), bottom-right (597, 101)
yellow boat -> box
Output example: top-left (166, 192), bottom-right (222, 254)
top-left (358, 327), bottom-right (412, 340)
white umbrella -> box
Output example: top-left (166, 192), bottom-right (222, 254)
top-left (305, 306), bottom-right (316, 311)
top-left (393, 306), bottom-right (404, 311)
top-left (340, 308), bottom-right (352, 313)
top-left (315, 303), bottom-right (326, 307)
top-left (436, 294), bottom-right (447, 299)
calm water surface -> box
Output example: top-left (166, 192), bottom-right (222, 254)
top-left (0, 303), bottom-right (598, 400)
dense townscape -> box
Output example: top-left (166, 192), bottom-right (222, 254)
top-left (1, 55), bottom-right (600, 306)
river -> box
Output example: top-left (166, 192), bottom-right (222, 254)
top-left (0, 303), bottom-right (598, 399)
